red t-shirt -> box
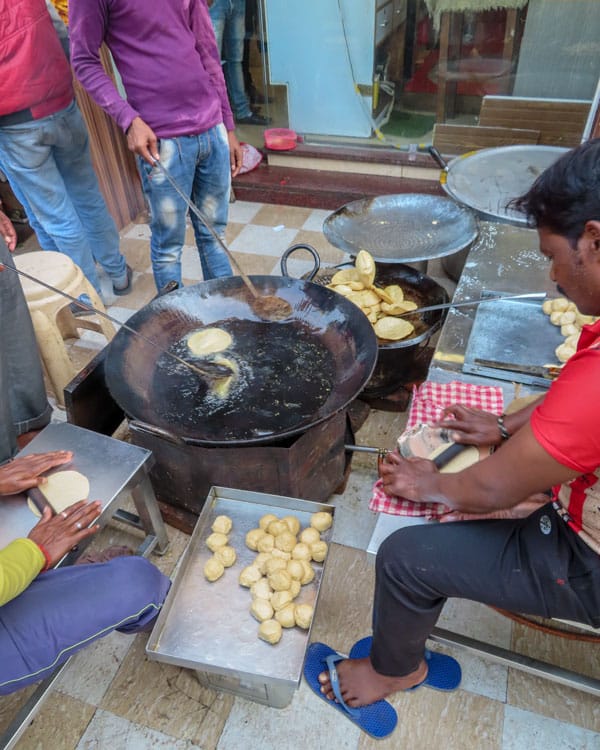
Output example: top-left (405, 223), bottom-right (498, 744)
top-left (531, 319), bottom-right (600, 553)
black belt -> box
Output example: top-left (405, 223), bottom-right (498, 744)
top-left (0, 109), bottom-right (35, 127)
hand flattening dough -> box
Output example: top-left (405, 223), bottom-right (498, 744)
top-left (28, 470), bottom-right (90, 517)
top-left (428, 444), bottom-right (480, 473)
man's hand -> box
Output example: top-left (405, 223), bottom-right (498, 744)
top-left (28, 500), bottom-right (102, 567)
top-left (379, 450), bottom-right (438, 501)
top-left (228, 131), bottom-right (243, 177)
top-left (436, 405), bottom-right (504, 447)
top-left (0, 209), bottom-right (17, 254)
top-left (126, 117), bottom-right (159, 165)
top-left (0, 451), bottom-right (73, 495)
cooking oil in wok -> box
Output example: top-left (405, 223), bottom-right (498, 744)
top-left (152, 320), bottom-right (337, 442)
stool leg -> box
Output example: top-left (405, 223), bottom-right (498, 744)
top-left (130, 471), bottom-right (170, 555)
top-left (82, 279), bottom-right (116, 341)
top-left (29, 310), bottom-right (77, 408)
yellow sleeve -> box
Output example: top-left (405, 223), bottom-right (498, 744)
top-left (0, 539), bottom-right (45, 607)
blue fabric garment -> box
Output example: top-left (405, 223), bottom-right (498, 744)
top-left (0, 556), bottom-right (171, 695)
top-left (209, 0), bottom-right (253, 120)
top-left (138, 124), bottom-right (233, 291)
top-left (0, 237), bottom-right (52, 464)
top-left (0, 100), bottom-right (127, 295)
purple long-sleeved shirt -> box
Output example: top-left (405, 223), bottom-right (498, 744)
top-left (69, 0), bottom-right (234, 137)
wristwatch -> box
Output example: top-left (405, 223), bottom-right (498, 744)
top-left (497, 414), bottom-right (511, 441)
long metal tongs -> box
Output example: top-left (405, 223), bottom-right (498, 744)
top-left (1, 263), bottom-right (232, 380)
top-left (397, 292), bottom-right (547, 318)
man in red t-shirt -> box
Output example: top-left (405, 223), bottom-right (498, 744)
top-left (309, 139), bottom-right (600, 717)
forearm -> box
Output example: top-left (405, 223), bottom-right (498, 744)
top-left (69, 3), bottom-right (139, 132)
top-left (0, 539), bottom-right (44, 606)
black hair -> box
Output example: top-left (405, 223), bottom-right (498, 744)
top-left (510, 138), bottom-right (600, 242)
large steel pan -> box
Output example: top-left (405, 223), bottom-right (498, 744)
top-left (105, 275), bottom-right (378, 446)
top-left (322, 194), bottom-right (478, 264)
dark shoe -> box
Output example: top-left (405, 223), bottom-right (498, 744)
top-left (236, 112), bottom-right (272, 126)
top-left (75, 545), bottom-right (135, 565)
top-left (69, 293), bottom-right (96, 317)
top-left (113, 264), bottom-right (133, 296)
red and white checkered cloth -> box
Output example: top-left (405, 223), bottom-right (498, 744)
top-left (369, 380), bottom-right (505, 518)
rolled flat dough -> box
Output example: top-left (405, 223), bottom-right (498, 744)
top-left (28, 470), bottom-right (90, 517)
top-left (187, 327), bottom-right (232, 356)
top-left (428, 444), bottom-right (480, 473)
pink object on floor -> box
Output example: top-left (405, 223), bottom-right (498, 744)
top-left (369, 380), bottom-right (504, 518)
top-left (264, 128), bottom-right (298, 151)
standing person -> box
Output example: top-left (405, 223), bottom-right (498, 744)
top-left (0, 0), bottom-right (132, 302)
top-left (305, 139), bottom-right (600, 727)
top-left (70, 0), bottom-right (244, 292)
top-left (209, 0), bottom-right (270, 126)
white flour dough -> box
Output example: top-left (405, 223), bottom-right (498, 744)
top-left (29, 470), bottom-right (90, 517)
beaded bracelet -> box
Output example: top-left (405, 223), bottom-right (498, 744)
top-left (35, 542), bottom-right (53, 571)
top-left (497, 414), bottom-right (511, 441)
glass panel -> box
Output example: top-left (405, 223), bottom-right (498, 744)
top-left (250, 0), bottom-right (600, 154)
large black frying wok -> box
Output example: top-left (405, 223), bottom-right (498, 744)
top-left (105, 273), bottom-right (378, 446)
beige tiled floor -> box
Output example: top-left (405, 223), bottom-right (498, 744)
top-left (3, 201), bottom-right (600, 750)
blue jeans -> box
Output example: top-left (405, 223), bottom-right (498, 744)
top-left (138, 124), bottom-right (233, 291)
top-left (0, 100), bottom-right (127, 295)
top-left (209, 0), bottom-right (253, 120)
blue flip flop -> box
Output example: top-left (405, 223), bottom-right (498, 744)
top-left (303, 642), bottom-right (398, 739)
top-left (350, 636), bottom-right (462, 692)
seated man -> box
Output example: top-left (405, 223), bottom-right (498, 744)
top-left (0, 212), bottom-right (169, 694)
top-left (312, 138), bottom-right (600, 711)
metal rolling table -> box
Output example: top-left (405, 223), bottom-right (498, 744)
top-left (368, 220), bottom-right (600, 698)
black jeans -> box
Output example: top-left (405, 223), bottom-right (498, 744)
top-left (371, 503), bottom-right (600, 676)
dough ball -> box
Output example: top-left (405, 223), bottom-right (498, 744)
top-left (289, 579), bottom-right (301, 599)
top-left (281, 515), bottom-right (300, 535)
top-left (259, 513), bottom-right (278, 531)
top-left (555, 343), bottom-right (576, 363)
top-left (549, 311), bottom-right (563, 325)
top-left (271, 590), bottom-right (294, 611)
top-left (212, 515), bottom-right (233, 535)
top-left (310, 541), bottom-right (328, 563)
top-left (275, 604), bottom-right (296, 628)
top-left (291, 543), bottom-right (312, 561)
top-left (287, 559), bottom-right (305, 581)
top-left (561, 323), bottom-right (578, 337)
top-left (204, 557), bottom-right (224, 582)
top-left (254, 552), bottom-right (272, 575)
top-left (299, 527), bottom-right (320, 545)
top-left (239, 564), bottom-right (262, 587)
top-left (559, 311), bottom-right (576, 326)
top-left (250, 577), bottom-right (272, 600)
top-left (564, 333), bottom-right (580, 349)
top-left (299, 559), bottom-right (315, 585)
top-left (275, 531), bottom-right (297, 553)
top-left (541, 299), bottom-right (553, 315)
top-left (265, 557), bottom-right (287, 576)
top-left (310, 511), bottom-right (333, 532)
top-left (251, 597), bottom-right (274, 622)
top-left (550, 297), bottom-right (569, 312)
top-left (214, 545), bottom-right (236, 568)
top-left (267, 520), bottom-right (288, 537)
top-left (258, 619), bottom-right (282, 645)
top-left (37, 470), bottom-right (90, 515)
top-left (294, 603), bottom-right (314, 630)
top-left (245, 528), bottom-right (266, 551)
top-left (206, 532), bottom-right (228, 552)
top-left (271, 548), bottom-right (291, 561)
top-left (268, 569), bottom-right (292, 592)
top-left (187, 327), bottom-right (232, 356)
top-left (257, 534), bottom-right (275, 553)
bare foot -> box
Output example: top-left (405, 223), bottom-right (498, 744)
top-left (318, 656), bottom-right (427, 707)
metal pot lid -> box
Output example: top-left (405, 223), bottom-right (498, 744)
top-left (441, 145), bottom-right (569, 225)
top-left (322, 194), bottom-right (479, 263)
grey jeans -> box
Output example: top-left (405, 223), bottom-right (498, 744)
top-left (0, 237), bottom-right (52, 463)
top-left (371, 503), bottom-right (600, 677)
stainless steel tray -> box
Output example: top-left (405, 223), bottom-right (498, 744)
top-left (462, 296), bottom-right (564, 388)
top-left (146, 487), bottom-right (334, 693)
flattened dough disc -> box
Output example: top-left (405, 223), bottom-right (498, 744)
top-left (187, 327), bottom-right (232, 356)
top-left (428, 444), bottom-right (480, 473)
top-left (27, 470), bottom-right (90, 517)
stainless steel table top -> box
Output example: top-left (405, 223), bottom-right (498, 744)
top-left (0, 422), bottom-right (153, 549)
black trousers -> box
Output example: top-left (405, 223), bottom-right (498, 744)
top-left (371, 503), bottom-right (600, 676)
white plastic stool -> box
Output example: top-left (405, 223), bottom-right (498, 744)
top-left (14, 251), bottom-right (116, 407)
